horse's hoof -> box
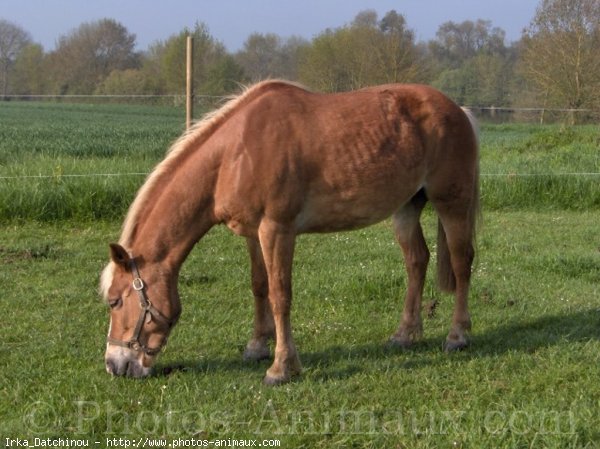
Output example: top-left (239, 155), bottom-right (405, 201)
top-left (387, 336), bottom-right (414, 350)
top-left (243, 345), bottom-right (271, 362)
top-left (263, 373), bottom-right (291, 386)
top-left (444, 339), bottom-right (469, 352)
top-left (262, 362), bottom-right (301, 386)
top-left (388, 325), bottom-right (422, 350)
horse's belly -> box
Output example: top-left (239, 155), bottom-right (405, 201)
top-left (295, 186), bottom-right (414, 233)
top-left (293, 141), bottom-right (426, 233)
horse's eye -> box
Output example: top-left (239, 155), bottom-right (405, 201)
top-left (108, 298), bottom-right (122, 309)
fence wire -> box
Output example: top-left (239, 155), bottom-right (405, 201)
top-left (1, 97), bottom-right (597, 181)
top-left (1, 172), bottom-right (599, 181)
top-left (4, 95), bottom-right (599, 120)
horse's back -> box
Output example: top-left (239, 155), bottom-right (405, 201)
top-left (215, 82), bottom-right (477, 235)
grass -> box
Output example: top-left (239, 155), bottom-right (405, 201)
top-left (0, 211), bottom-right (598, 447)
top-left (479, 123), bottom-right (600, 210)
top-left (0, 103), bottom-right (599, 221)
top-left (1, 102), bottom-right (599, 447)
top-left (0, 102), bottom-right (184, 220)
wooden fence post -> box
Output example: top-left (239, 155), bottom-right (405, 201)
top-left (186, 35), bottom-right (194, 130)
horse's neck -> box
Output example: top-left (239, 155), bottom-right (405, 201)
top-left (130, 142), bottom-right (220, 271)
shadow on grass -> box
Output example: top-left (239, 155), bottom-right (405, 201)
top-left (156, 309), bottom-right (600, 381)
top-left (472, 308), bottom-right (600, 355)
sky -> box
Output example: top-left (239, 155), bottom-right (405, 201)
top-left (2, 0), bottom-right (541, 52)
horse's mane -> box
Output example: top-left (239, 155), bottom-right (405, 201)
top-left (118, 79), bottom-right (307, 247)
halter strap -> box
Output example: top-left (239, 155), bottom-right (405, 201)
top-left (107, 256), bottom-right (177, 356)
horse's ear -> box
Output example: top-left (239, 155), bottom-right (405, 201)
top-left (109, 243), bottom-right (130, 269)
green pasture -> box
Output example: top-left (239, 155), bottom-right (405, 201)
top-left (0, 102), bottom-right (599, 448)
top-left (0, 102), bottom-right (598, 220)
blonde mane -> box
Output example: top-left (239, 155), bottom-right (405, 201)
top-left (118, 80), bottom-right (305, 247)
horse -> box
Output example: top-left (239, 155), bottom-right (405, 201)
top-left (100, 80), bottom-right (480, 385)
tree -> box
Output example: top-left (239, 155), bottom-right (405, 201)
top-left (12, 43), bottom-right (46, 95)
top-left (428, 20), bottom-right (514, 106)
top-left (48, 19), bottom-right (139, 94)
top-left (236, 33), bottom-right (281, 81)
top-left (0, 19), bottom-right (31, 97)
top-left (299, 10), bottom-right (423, 92)
top-left (377, 10), bottom-right (424, 84)
top-left (278, 36), bottom-right (310, 81)
top-left (95, 68), bottom-right (151, 96)
top-left (430, 20), bottom-right (506, 68)
top-left (201, 55), bottom-right (245, 95)
top-left (519, 0), bottom-right (600, 114)
top-left (149, 22), bottom-right (245, 96)
top-left (353, 10), bottom-right (378, 28)
top-left (138, 42), bottom-right (169, 95)
top-left (235, 33), bottom-right (308, 82)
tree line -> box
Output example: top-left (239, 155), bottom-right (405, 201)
top-left (1, 0), bottom-right (599, 113)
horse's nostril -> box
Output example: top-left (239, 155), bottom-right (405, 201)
top-left (126, 360), bottom-right (147, 378)
top-left (106, 358), bottom-right (129, 376)
top-left (126, 362), bottom-right (136, 377)
top-left (106, 359), bottom-right (118, 375)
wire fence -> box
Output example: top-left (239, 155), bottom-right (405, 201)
top-left (2, 171), bottom-right (599, 181)
top-left (1, 94), bottom-right (227, 99)
top-left (1, 93), bottom-right (228, 109)
top-left (2, 95), bottom-right (598, 181)
top-left (0, 173), bottom-right (149, 180)
top-left (4, 94), bottom-right (599, 123)
top-left (462, 106), bottom-right (600, 124)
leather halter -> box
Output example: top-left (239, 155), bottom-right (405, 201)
top-left (107, 257), bottom-right (176, 357)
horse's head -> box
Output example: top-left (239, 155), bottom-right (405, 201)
top-left (100, 243), bottom-right (180, 378)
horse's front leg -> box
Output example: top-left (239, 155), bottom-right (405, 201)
top-left (389, 196), bottom-right (429, 348)
top-left (257, 219), bottom-right (301, 385)
top-left (243, 237), bottom-right (275, 362)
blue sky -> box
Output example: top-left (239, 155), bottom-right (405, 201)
top-left (2, 0), bottom-right (540, 51)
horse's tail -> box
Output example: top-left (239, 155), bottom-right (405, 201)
top-left (437, 220), bottom-right (453, 292)
top-left (437, 107), bottom-right (481, 293)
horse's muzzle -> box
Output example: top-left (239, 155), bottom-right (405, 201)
top-left (105, 355), bottom-right (153, 378)
top-left (105, 346), bottom-right (153, 378)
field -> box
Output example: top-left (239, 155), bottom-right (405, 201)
top-left (0, 102), bottom-right (599, 448)
top-left (1, 102), bottom-right (599, 220)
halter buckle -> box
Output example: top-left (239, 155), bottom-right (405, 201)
top-left (132, 277), bottom-right (145, 291)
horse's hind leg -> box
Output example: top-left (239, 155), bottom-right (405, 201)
top-left (243, 237), bottom-right (275, 362)
top-left (432, 200), bottom-right (475, 351)
top-left (389, 190), bottom-right (429, 348)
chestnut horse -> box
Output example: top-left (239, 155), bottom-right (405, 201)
top-left (100, 80), bottom-right (479, 384)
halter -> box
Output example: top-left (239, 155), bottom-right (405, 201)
top-left (107, 257), bottom-right (177, 357)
